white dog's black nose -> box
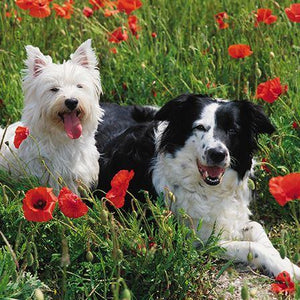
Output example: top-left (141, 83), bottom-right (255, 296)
top-left (65, 98), bottom-right (78, 111)
top-left (207, 147), bottom-right (227, 164)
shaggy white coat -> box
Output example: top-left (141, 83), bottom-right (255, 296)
top-left (0, 40), bottom-right (103, 193)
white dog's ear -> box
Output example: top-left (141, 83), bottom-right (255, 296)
top-left (25, 45), bottom-right (52, 77)
top-left (70, 39), bottom-right (98, 69)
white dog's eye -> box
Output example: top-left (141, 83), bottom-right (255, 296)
top-left (50, 87), bottom-right (59, 92)
top-left (195, 124), bottom-right (206, 131)
top-left (77, 84), bottom-right (83, 88)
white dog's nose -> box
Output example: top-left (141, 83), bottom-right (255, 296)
top-left (65, 98), bottom-right (78, 111)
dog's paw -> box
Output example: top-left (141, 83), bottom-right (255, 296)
top-left (242, 221), bottom-right (273, 248)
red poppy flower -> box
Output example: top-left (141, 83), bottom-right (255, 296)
top-left (83, 6), bottom-right (93, 17)
top-left (58, 187), bottom-right (88, 218)
top-left (228, 44), bottom-right (253, 59)
top-left (292, 121), bottom-right (299, 129)
top-left (14, 126), bottom-right (29, 149)
top-left (285, 4), bottom-right (300, 23)
top-left (89, 0), bottom-right (105, 10)
top-left (109, 47), bottom-right (118, 54)
top-left (255, 77), bottom-right (288, 103)
top-left (151, 32), bottom-right (157, 38)
top-left (269, 173), bottom-right (300, 206)
top-left (53, 1), bottom-right (73, 19)
top-left (105, 170), bottom-right (134, 208)
top-left (271, 271), bottom-right (295, 295)
top-left (15, 0), bottom-right (35, 10)
top-left (29, 0), bottom-right (51, 18)
top-left (104, 8), bottom-right (119, 17)
top-left (22, 187), bottom-right (57, 222)
top-left (128, 15), bottom-right (140, 37)
top-left (254, 9), bottom-right (277, 27)
top-left (117, 0), bottom-right (142, 15)
top-left (261, 158), bottom-right (271, 173)
top-left (108, 27), bottom-right (129, 43)
top-left (215, 12), bottom-right (229, 29)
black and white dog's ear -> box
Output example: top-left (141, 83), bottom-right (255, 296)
top-left (155, 94), bottom-right (194, 121)
top-left (241, 101), bottom-right (275, 135)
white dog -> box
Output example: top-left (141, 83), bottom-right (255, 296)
top-left (0, 40), bottom-right (103, 193)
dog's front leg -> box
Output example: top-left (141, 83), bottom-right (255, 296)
top-left (220, 240), bottom-right (300, 280)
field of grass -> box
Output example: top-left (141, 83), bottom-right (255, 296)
top-left (0, 0), bottom-right (299, 299)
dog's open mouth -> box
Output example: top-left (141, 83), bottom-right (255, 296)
top-left (58, 110), bottom-right (82, 139)
top-left (197, 159), bottom-right (225, 186)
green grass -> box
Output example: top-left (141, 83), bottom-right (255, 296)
top-left (0, 0), bottom-right (299, 298)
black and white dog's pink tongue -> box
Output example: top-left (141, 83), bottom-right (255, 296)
top-left (205, 166), bottom-right (224, 178)
top-left (63, 111), bottom-right (82, 139)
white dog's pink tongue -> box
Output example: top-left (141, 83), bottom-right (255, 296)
top-left (63, 111), bottom-right (82, 139)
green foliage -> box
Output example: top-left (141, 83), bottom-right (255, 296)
top-left (0, 246), bottom-right (47, 299)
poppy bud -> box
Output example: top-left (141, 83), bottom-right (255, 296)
top-left (100, 209), bottom-right (109, 225)
top-left (247, 251), bottom-right (253, 262)
top-left (255, 67), bottom-right (262, 78)
top-left (121, 288), bottom-right (131, 300)
top-left (279, 244), bottom-right (287, 259)
top-left (241, 284), bottom-right (250, 300)
top-left (247, 179), bottom-right (255, 190)
top-left (249, 288), bottom-right (257, 297)
top-left (27, 252), bottom-right (34, 266)
top-left (34, 288), bottom-right (44, 300)
top-left (86, 250), bottom-right (94, 262)
top-left (270, 51), bottom-right (275, 59)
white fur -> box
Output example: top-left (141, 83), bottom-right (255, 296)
top-left (152, 103), bottom-right (300, 280)
top-left (0, 40), bottom-right (103, 193)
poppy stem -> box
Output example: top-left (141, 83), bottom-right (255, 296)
top-left (237, 60), bottom-right (241, 100)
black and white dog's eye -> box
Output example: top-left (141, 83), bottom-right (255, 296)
top-left (50, 87), bottom-right (59, 92)
top-left (195, 124), bottom-right (206, 131)
top-left (77, 84), bottom-right (83, 89)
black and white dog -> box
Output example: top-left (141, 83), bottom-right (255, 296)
top-left (96, 94), bottom-right (300, 280)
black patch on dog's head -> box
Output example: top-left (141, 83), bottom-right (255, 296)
top-left (155, 94), bottom-right (214, 154)
top-left (215, 101), bottom-right (275, 178)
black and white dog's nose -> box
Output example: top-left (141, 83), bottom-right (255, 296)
top-left (65, 98), bottom-right (78, 111)
top-left (207, 147), bottom-right (227, 164)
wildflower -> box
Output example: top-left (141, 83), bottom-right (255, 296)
top-left (89, 0), bottom-right (106, 10)
top-left (269, 173), bottom-right (300, 206)
top-left (254, 8), bottom-right (277, 27)
top-left (292, 121), bottom-right (299, 129)
top-left (271, 271), bottom-right (295, 294)
top-left (109, 47), bottom-right (118, 53)
top-left (261, 158), bottom-right (271, 173)
top-left (228, 44), bottom-right (253, 59)
top-left (108, 27), bottom-right (129, 43)
top-left (106, 170), bottom-right (134, 208)
top-left (255, 77), bottom-right (288, 103)
top-left (104, 8), bottom-right (119, 17)
top-left (14, 126), bottom-right (29, 149)
top-left (16, 0), bottom-right (51, 18)
top-left (215, 12), bottom-right (229, 29)
top-left (53, 0), bottom-right (73, 19)
top-left (117, 0), bottom-right (142, 15)
top-left (128, 15), bottom-right (140, 37)
top-left (285, 4), bottom-right (300, 23)
top-left (58, 187), bottom-right (88, 218)
top-left (151, 32), bottom-right (157, 38)
top-left (83, 6), bottom-right (93, 17)
top-left (22, 187), bottom-right (57, 222)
